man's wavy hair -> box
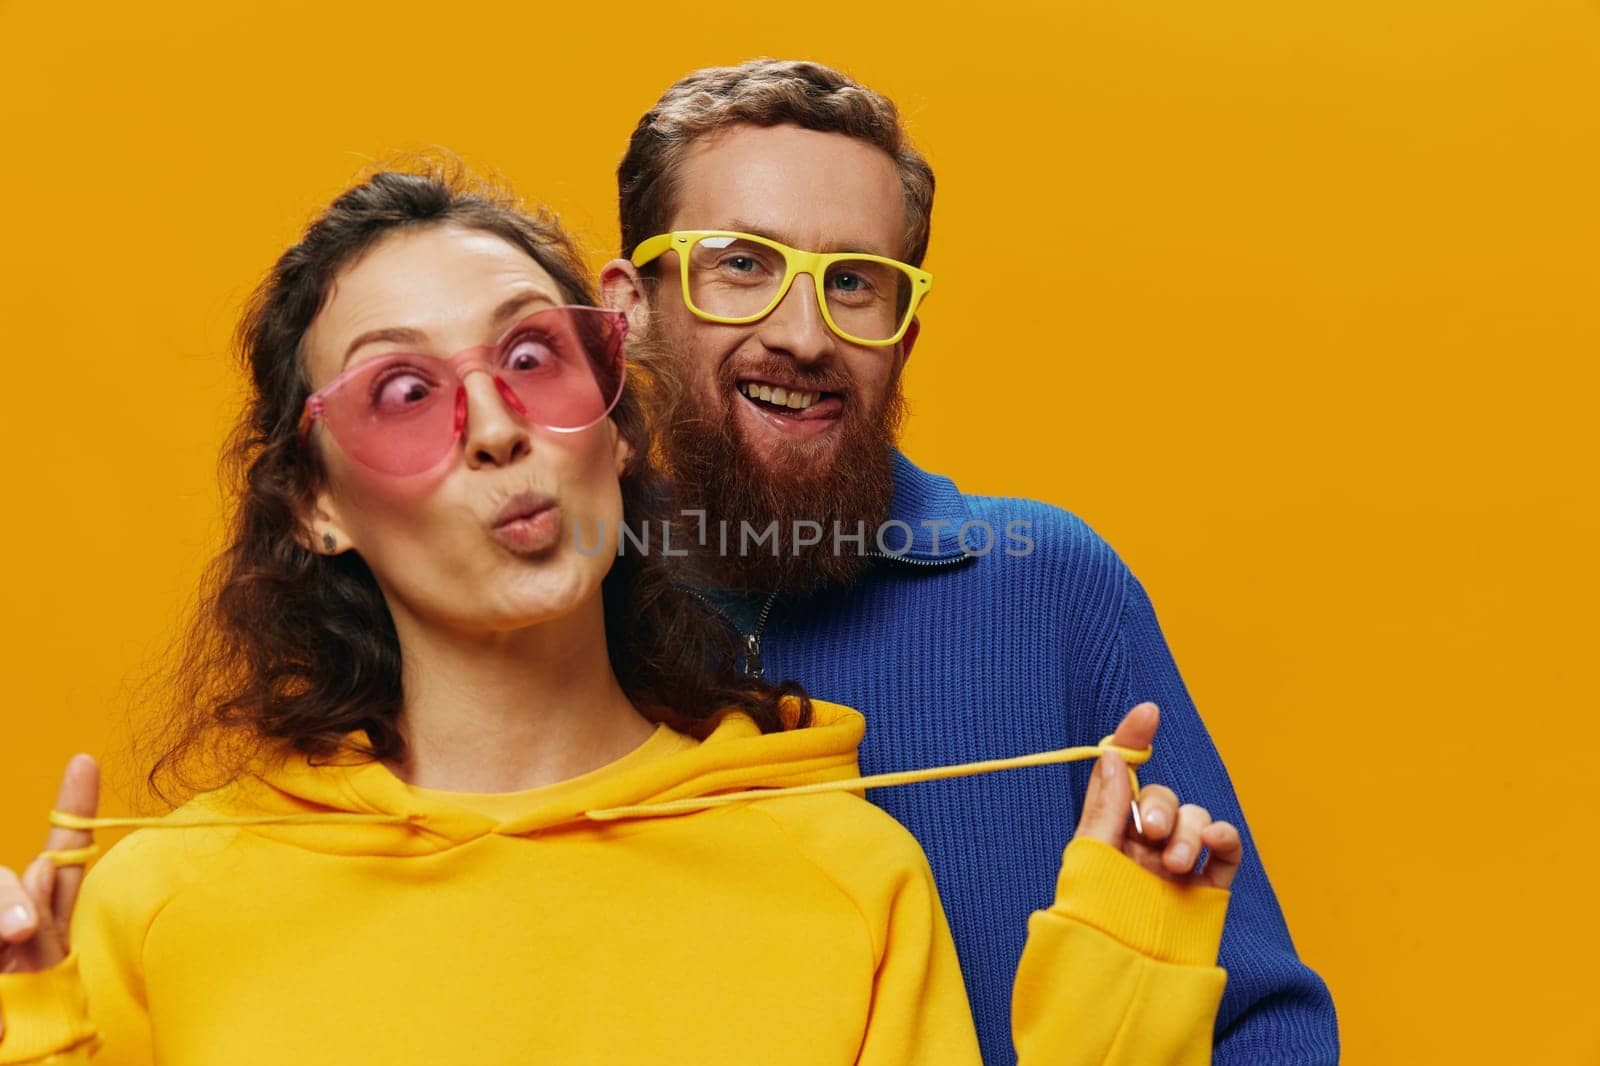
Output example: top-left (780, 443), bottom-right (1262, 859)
top-left (617, 58), bottom-right (935, 265)
top-left (138, 160), bottom-right (808, 806)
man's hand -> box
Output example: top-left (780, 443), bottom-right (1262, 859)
top-left (1073, 703), bottom-right (1242, 890)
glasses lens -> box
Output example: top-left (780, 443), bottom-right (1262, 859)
top-left (495, 306), bottom-right (625, 431)
top-left (822, 258), bottom-right (915, 343)
top-left (686, 235), bottom-right (915, 342)
top-left (314, 355), bottom-right (460, 476)
top-left (311, 307), bottom-right (626, 477)
top-left (686, 235), bottom-right (787, 320)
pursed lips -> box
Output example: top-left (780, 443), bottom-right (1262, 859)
top-left (491, 490), bottom-right (556, 529)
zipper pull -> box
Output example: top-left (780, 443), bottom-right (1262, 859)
top-left (743, 633), bottom-right (765, 679)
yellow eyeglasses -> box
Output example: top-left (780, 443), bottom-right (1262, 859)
top-left (630, 230), bottom-right (933, 348)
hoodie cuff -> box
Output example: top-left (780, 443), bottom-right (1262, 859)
top-left (0, 949), bottom-right (99, 1064)
top-left (1050, 836), bottom-right (1231, 967)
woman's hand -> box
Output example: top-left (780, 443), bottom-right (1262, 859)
top-left (0, 754), bottom-right (98, 988)
top-left (1073, 703), bottom-right (1243, 890)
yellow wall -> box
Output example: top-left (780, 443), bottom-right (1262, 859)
top-left (1, 1), bottom-right (1594, 1060)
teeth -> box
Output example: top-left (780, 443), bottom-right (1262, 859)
top-left (738, 383), bottom-right (820, 411)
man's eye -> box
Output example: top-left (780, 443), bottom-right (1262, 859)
top-left (725, 255), bottom-right (760, 273)
top-left (829, 269), bottom-right (881, 298)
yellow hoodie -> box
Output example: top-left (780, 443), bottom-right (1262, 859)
top-left (0, 700), bottom-right (1229, 1065)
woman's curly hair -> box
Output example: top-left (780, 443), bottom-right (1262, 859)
top-left (137, 159), bottom-right (808, 806)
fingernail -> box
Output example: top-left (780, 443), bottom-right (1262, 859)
top-left (1100, 753), bottom-right (1120, 781)
top-left (1144, 807), bottom-right (1165, 832)
top-left (1170, 844), bottom-right (1193, 866)
top-left (1, 903), bottom-right (34, 936)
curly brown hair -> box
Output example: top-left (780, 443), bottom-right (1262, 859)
top-left (137, 160), bottom-right (808, 807)
top-left (617, 58), bottom-right (936, 266)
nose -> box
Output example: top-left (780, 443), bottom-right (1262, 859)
top-left (755, 271), bottom-right (837, 366)
top-left (458, 369), bottom-right (531, 470)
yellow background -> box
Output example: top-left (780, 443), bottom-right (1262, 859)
top-left (1, 1), bottom-right (1595, 1060)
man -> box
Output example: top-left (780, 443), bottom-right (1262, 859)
top-left (600, 59), bottom-right (1338, 1064)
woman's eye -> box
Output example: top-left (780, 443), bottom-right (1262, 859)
top-left (371, 370), bottom-right (435, 413)
top-left (505, 336), bottom-right (555, 371)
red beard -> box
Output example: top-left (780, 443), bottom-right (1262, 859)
top-left (637, 329), bottom-right (906, 596)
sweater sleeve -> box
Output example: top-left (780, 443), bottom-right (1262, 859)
top-left (0, 951), bottom-right (100, 1064)
top-left (0, 837), bottom-right (164, 1065)
top-left (1012, 836), bottom-right (1229, 1064)
top-left (1094, 565), bottom-right (1340, 1062)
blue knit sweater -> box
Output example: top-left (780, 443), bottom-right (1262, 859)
top-left (703, 452), bottom-right (1338, 1065)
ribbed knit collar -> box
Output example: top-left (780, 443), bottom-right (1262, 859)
top-left (886, 450), bottom-right (975, 562)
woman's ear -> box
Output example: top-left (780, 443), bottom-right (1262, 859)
top-left (600, 259), bottom-right (651, 336)
top-left (293, 490), bottom-right (355, 556)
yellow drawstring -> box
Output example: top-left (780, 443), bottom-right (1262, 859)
top-left (39, 812), bottom-right (419, 867)
top-left (35, 737), bottom-right (1151, 863)
top-left (586, 735), bottom-right (1151, 821)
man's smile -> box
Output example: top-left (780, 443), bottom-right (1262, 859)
top-left (732, 376), bottom-right (845, 442)
top-left (736, 377), bottom-right (844, 416)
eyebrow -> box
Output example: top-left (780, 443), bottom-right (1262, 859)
top-left (722, 219), bottom-right (885, 258)
top-left (340, 290), bottom-right (557, 368)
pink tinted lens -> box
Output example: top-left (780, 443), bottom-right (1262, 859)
top-left (312, 353), bottom-right (460, 476)
top-left (494, 306), bottom-right (626, 432)
top-left (311, 306), bottom-right (626, 477)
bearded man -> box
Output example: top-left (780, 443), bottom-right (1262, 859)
top-left (600, 59), bottom-right (1338, 1066)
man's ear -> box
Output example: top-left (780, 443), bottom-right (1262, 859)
top-left (899, 316), bottom-right (922, 364)
top-left (613, 422), bottom-right (636, 476)
top-left (293, 490), bottom-right (355, 556)
top-left (600, 259), bottom-right (651, 336)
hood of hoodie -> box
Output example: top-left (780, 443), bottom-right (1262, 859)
top-left (196, 699), bottom-right (868, 858)
top-left (44, 703), bottom-right (1147, 866)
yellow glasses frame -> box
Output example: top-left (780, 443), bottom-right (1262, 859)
top-left (630, 230), bottom-right (933, 348)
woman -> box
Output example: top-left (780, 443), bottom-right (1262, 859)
top-left (0, 165), bottom-right (1242, 1064)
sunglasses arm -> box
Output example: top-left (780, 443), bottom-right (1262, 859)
top-left (296, 397), bottom-right (325, 443)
